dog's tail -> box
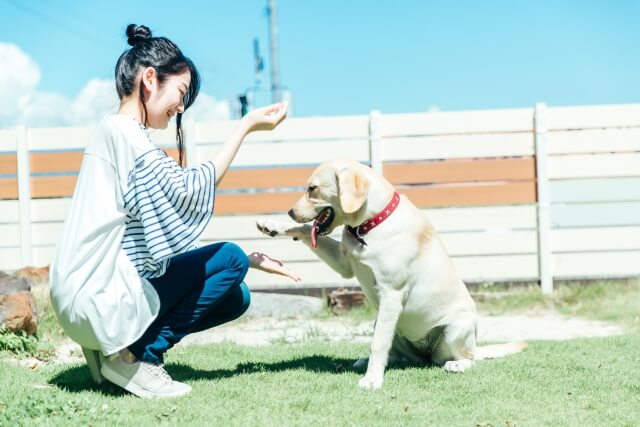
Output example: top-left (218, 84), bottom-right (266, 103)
top-left (474, 342), bottom-right (527, 361)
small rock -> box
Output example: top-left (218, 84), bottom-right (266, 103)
top-left (0, 276), bottom-right (38, 335)
top-left (327, 288), bottom-right (365, 314)
top-left (15, 265), bottom-right (50, 287)
top-left (0, 275), bottom-right (30, 295)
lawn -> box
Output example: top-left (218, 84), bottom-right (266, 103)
top-left (1, 337), bottom-right (640, 426)
top-left (1, 280), bottom-right (639, 426)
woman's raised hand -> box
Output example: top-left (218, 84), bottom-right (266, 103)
top-left (242, 102), bottom-right (288, 133)
top-left (212, 102), bottom-right (288, 186)
top-left (248, 251), bottom-right (301, 282)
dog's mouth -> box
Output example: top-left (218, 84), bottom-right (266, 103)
top-left (311, 207), bottom-right (335, 248)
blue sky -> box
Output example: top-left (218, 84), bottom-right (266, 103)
top-left (0, 0), bottom-right (638, 124)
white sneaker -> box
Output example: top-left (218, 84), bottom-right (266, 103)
top-left (100, 353), bottom-right (192, 398)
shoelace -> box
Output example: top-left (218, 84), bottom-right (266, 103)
top-left (143, 362), bottom-right (172, 382)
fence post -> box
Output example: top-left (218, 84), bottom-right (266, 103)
top-left (369, 110), bottom-right (382, 173)
top-left (16, 125), bottom-right (33, 267)
top-left (534, 103), bottom-right (553, 294)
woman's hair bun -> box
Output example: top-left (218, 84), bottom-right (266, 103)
top-left (126, 24), bottom-right (152, 46)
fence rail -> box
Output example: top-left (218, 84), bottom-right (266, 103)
top-left (1, 103), bottom-right (639, 292)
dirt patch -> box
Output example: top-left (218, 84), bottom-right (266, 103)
top-left (180, 293), bottom-right (624, 346)
top-left (179, 312), bottom-right (624, 348)
top-left (1, 294), bottom-right (624, 368)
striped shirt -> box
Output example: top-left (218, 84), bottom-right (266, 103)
top-left (122, 149), bottom-right (216, 278)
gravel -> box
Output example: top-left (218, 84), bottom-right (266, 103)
top-left (180, 292), bottom-right (624, 347)
top-left (4, 292), bottom-right (624, 368)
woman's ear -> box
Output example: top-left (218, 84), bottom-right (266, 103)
top-left (141, 67), bottom-right (157, 92)
top-left (337, 167), bottom-right (369, 214)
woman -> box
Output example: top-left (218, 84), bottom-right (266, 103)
top-left (50, 24), bottom-right (298, 398)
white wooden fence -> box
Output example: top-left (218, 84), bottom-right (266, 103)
top-left (1, 102), bottom-right (639, 293)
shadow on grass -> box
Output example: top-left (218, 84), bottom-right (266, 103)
top-left (49, 367), bottom-right (127, 396)
top-left (49, 354), bottom-right (427, 394)
top-left (170, 354), bottom-right (362, 381)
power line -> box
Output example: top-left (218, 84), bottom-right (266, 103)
top-left (2, 0), bottom-right (119, 50)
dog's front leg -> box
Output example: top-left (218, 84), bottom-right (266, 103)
top-left (359, 288), bottom-right (404, 390)
top-left (256, 219), bottom-right (308, 240)
top-left (256, 219), bottom-right (354, 278)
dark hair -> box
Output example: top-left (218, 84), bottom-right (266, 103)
top-left (115, 24), bottom-right (200, 166)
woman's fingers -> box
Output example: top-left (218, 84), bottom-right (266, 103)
top-left (262, 103), bottom-right (287, 127)
top-left (258, 252), bottom-right (283, 267)
top-left (248, 102), bottom-right (288, 131)
top-left (276, 265), bottom-right (301, 282)
top-left (267, 261), bottom-right (301, 282)
top-left (248, 251), bottom-right (301, 282)
top-left (263, 101), bottom-right (288, 116)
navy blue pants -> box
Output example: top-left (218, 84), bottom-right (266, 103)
top-left (128, 242), bottom-right (251, 364)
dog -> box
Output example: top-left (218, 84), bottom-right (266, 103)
top-left (256, 159), bottom-right (526, 390)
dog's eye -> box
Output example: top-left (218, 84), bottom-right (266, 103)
top-left (307, 185), bottom-right (317, 193)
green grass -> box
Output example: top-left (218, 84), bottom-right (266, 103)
top-left (473, 279), bottom-right (640, 333)
top-left (315, 279), bottom-right (640, 334)
top-left (1, 279), bottom-right (639, 425)
top-left (1, 337), bottom-right (640, 426)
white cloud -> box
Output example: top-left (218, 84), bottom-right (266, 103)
top-left (20, 91), bottom-right (73, 128)
top-left (185, 92), bottom-right (231, 122)
top-left (70, 79), bottom-right (120, 125)
top-left (0, 43), bottom-right (229, 129)
top-left (0, 43), bottom-right (40, 124)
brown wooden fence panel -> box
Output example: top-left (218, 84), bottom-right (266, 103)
top-left (218, 167), bottom-right (314, 190)
top-left (0, 153), bottom-right (17, 175)
top-left (384, 157), bottom-right (535, 184)
top-left (0, 178), bottom-right (18, 200)
top-left (401, 182), bottom-right (536, 207)
top-left (31, 152), bottom-right (82, 173)
top-left (215, 191), bottom-right (303, 215)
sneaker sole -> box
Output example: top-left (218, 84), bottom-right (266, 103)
top-left (81, 347), bottom-right (105, 384)
top-left (100, 362), bottom-right (191, 399)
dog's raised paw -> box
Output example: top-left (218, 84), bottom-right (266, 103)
top-left (256, 219), bottom-right (288, 237)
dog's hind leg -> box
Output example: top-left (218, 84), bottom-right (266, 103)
top-left (390, 333), bottom-right (427, 364)
top-left (354, 334), bottom-right (425, 370)
top-left (431, 314), bottom-right (478, 373)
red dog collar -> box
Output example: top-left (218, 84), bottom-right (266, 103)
top-left (346, 191), bottom-right (400, 246)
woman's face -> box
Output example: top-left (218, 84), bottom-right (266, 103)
top-left (144, 68), bottom-right (191, 129)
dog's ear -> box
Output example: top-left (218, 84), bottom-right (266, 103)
top-left (337, 167), bottom-right (369, 214)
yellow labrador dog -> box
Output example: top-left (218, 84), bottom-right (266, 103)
top-left (257, 159), bottom-right (526, 390)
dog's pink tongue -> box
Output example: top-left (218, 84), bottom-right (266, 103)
top-left (311, 218), bottom-right (319, 248)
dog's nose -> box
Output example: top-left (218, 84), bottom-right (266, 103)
top-left (287, 209), bottom-right (295, 220)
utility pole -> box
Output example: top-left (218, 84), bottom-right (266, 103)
top-left (266, 0), bottom-right (282, 104)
